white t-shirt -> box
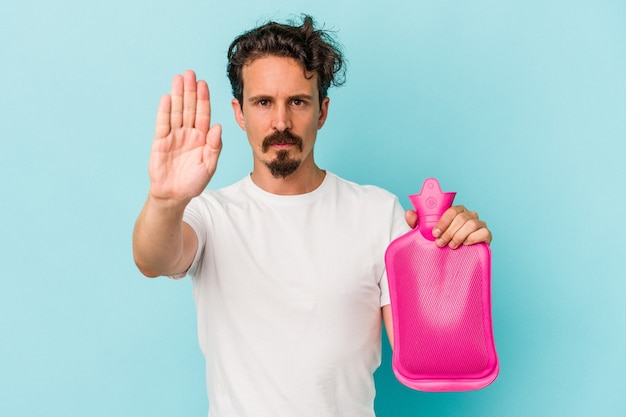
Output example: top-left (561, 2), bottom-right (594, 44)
top-left (181, 172), bottom-right (409, 417)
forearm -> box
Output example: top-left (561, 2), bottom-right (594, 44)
top-left (132, 195), bottom-right (196, 277)
top-left (382, 305), bottom-right (394, 349)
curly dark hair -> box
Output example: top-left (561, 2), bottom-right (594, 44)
top-left (227, 15), bottom-right (346, 107)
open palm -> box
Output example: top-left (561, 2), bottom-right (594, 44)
top-left (149, 70), bottom-right (222, 203)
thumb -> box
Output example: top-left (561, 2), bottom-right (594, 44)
top-left (203, 124), bottom-right (223, 170)
top-left (405, 209), bottom-right (418, 229)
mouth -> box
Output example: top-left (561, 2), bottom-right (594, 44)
top-left (269, 142), bottom-right (297, 150)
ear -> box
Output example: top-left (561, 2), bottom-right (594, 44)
top-left (317, 97), bottom-right (330, 130)
top-left (231, 98), bottom-right (246, 131)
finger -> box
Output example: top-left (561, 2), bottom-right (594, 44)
top-left (154, 94), bottom-right (171, 139)
top-left (462, 227), bottom-right (492, 247)
top-left (170, 74), bottom-right (184, 128)
top-left (446, 218), bottom-right (487, 249)
top-left (435, 207), bottom-right (476, 247)
top-left (195, 80), bottom-right (211, 133)
top-left (433, 205), bottom-right (466, 239)
top-left (405, 210), bottom-right (418, 229)
top-left (182, 70), bottom-right (197, 128)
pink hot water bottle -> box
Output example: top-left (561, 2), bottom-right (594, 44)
top-left (385, 178), bottom-right (499, 391)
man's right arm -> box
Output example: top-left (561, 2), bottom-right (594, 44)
top-left (133, 197), bottom-right (198, 278)
top-left (132, 70), bottom-right (221, 278)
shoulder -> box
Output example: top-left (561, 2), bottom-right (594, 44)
top-left (326, 172), bottom-right (409, 238)
top-left (328, 172), bottom-right (399, 204)
top-left (192, 177), bottom-right (249, 207)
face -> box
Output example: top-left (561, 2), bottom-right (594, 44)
top-left (232, 56), bottom-right (329, 179)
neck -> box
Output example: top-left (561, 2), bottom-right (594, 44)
top-left (250, 160), bottom-right (326, 195)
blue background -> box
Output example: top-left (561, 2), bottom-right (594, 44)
top-left (1, 0), bottom-right (625, 416)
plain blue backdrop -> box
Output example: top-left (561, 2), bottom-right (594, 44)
top-left (1, 0), bottom-right (625, 416)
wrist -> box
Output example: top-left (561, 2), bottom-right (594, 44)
top-left (145, 191), bottom-right (191, 214)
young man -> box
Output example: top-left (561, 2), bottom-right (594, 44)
top-left (133, 16), bottom-right (491, 417)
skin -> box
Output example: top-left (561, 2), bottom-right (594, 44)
top-left (231, 56), bottom-right (329, 195)
top-left (132, 71), bottom-right (222, 278)
top-left (132, 56), bottom-right (492, 345)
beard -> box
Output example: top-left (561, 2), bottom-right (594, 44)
top-left (265, 150), bottom-right (301, 178)
top-left (262, 130), bottom-right (304, 179)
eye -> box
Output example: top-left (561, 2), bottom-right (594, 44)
top-left (291, 98), bottom-right (306, 106)
top-left (257, 99), bottom-right (270, 106)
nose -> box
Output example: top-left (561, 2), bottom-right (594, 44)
top-left (273, 103), bottom-right (292, 132)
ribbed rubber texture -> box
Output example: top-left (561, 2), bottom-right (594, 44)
top-left (386, 237), bottom-right (498, 391)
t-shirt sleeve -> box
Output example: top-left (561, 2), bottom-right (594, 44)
top-left (379, 196), bottom-right (411, 307)
top-left (168, 197), bottom-right (206, 280)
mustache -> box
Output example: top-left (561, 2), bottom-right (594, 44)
top-left (262, 130), bottom-right (303, 153)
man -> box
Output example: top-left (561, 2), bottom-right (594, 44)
top-left (133, 15), bottom-right (491, 417)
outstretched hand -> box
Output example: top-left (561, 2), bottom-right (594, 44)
top-left (405, 205), bottom-right (492, 249)
top-left (149, 70), bottom-right (222, 204)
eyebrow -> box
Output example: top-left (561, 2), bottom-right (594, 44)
top-left (247, 94), bottom-right (314, 103)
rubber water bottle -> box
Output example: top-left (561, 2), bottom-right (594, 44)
top-left (385, 178), bottom-right (499, 391)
